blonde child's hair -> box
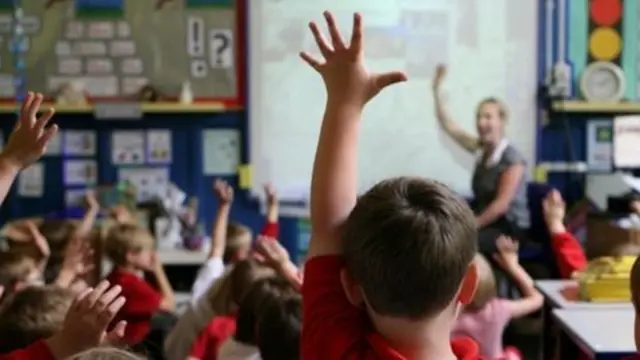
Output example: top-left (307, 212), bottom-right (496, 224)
top-left (223, 223), bottom-right (253, 263)
top-left (0, 251), bottom-right (37, 288)
top-left (104, 224), bottom-right (155, 265)
top-left (467, 254), bottom-right (497, 311)
top-left (476, 97), bottom-right (508, 123)
top-left (206, 259), bottom-right (274, 314)
top-left (66, 347), bottom-right (144, 360)
top-left (0, 285), bottom-right (74, 352)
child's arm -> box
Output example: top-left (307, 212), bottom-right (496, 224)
top-left (25, 221), bottom-right (50, 272)
top-left (261, 184), bottom-right (279, 238)
top-left (191, 179), bottom-right (232, 301)
top-left (256, 236), bottom-right (302, 292)
top-left (494, 236), bottom-right (544, 318)
top-left (55, 235), bottom-right (95, 288)
top-left (72, 190), bottom-right (100, 240)
top-left (302, 12), bottom-right (407, 257)
top-left (0, 93), bottom-right (57, 207)
top-left (151, 253), bottom-right (176, 311)
top-left (543, 189), bottom-right (586, 278)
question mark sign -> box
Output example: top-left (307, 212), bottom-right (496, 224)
top-left (213, 33), bottom-right (229, 65)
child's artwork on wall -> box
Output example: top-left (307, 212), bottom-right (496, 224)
top-left (18, 162), bottom-right (44, 197)
top-left (64, 160), bottom-right (98, 186)
top-left (65, 189), bottom-right (87, 207)
top-left (146, 129), bottom-right (172, 164)
top-left (63, 130), bottom-right (96, 156)
top-left (45, 130), bottom-right (63, 156)
top-left (112, 131), bottom-right (145, 165)
top-left (118, 167), bottom-right (169, 202)
top-left (202, 129), bottom-right (240, 175)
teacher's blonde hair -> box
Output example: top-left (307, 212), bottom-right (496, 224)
top-left (476, 97), bottom-right (508, 123)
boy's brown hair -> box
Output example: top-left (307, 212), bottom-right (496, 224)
top-left (467, 254), bottom-right (496, 311)
top-left (342, 177), bottom-right (477, 318)
top-left (104, 223), bottom-right (155, 265)
top-left (256, 291), bottom-right (302, 360)
top-left (0, 285), bottom-right (74, 352)
top-left (207, 259), bottom-right (274, 314)
top-left (235, 276), bottom-right (297, 344)
top-left (0, 251), bottom-right (38, 288)
top-left (223, 223), bottom-right (252, 263)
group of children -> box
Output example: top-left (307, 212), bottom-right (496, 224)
top-left (0, 10), bottom-right (638, 360)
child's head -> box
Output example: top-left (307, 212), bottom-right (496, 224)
top-left (104, 224), bottom-right (155, 269)
top-left (207, 259), bottom-right (274, 314)
top-left (224, 223), bottom-right (253, 264)
top-left (235, 276), bottom-right (297, 345)
top-left (66, 347), bottom-right (144, 360)
top-left (631, 256), bottom-right (640, 350)
top-left (341, 178), bottom-right (478, 325)
top-left (466, 254), bottom-right (496, 311)
top-left (0, 251), bottom-right (42, 293)
top-left (256, 292), bottom-right (302, 360)
top-left (0, 285), bottom-right (74, 352)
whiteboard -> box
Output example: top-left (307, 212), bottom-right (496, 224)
top-left (249, 0), bottom-right (537, 206)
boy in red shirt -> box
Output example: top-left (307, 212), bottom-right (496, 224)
top-left (104, 224), bottom-right (175, 345)
top-left (299, 12), bottom-right (482, 360)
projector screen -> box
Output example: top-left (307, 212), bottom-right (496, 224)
top-left (249, 0), bottom-right (537, 209)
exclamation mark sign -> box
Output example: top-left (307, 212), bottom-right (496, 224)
top-left (187, 17), bottom-right (205, 56)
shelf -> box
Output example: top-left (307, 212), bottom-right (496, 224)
top-left (552, 100), bottom-right (640, 113)
top-left (0, 101), bottom-right (236, 114)
top-left (157, 249), bottom-right (208, 265)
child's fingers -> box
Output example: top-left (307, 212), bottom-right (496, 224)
top-left (71, 287), bottom-right (94, 311)
top-left (299, 52), bottom-right (322, 71)
top-left (98, 296), bottom-right (126, 326)
top-left (85, 280), bottom-right (110, 309)
top-left (308, 22), bottom-right (332, 58)
top-left (323, 11), bottom-right (346, 50)
top-left (96, 285), bottom-right (122, 311)
top-left (349, 12), bottom-right (363, 54)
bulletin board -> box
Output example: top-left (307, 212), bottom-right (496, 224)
top-left (0, 0), bottom-right (239, 101)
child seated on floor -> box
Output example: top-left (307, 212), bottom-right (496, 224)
top-left (191, 180), bottom-right (279, 302)
top-left (452, 237), bottom-right (543, 360)
top-left (104, 223), bottom-right (176, 346)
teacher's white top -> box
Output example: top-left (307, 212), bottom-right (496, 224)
top-left (553, 309), bottom-right (635, 354)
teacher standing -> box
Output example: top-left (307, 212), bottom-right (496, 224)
top-left (432, 64), bottom-right (530, 255)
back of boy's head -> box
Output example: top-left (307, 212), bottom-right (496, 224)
top-left (0, 285), bottom-right (73, 352)
top-left (467, 254), bottom-right (496, 311)
top-left (235, 276), bottom-right (297, 344)
top-left (224, 222), bottom-right (252, 263)
top-left (0, 251), bottom-right (38, 290)
top-left (256, 292), bottom-right (301, 360)
top-left (104, 223), bottom-right (154, 265)
top-left (208, 259), bottom-right (274, 313)
top-left (342, 177), bottom-right (477, 319)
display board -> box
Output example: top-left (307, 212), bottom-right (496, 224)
top-left (0, 0), bottom-right (237, 99)
top-left (249, 0), bottom-right (537, 201)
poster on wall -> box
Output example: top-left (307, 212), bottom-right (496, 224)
top-left (146, 129), bottom-right (172, 164)
top-left (202, 129), bottom-right (240, 175)
top-left (64, 160), bottom-right (98, 186)
top-left (45, 130), bottom-right (63, 156)
top-left (64, 130), bottom-right (96, 156)
top-left (112, 131), bottom-right (145, 165)
top-left (587, 119), bottom-right (612, 171)
top-left (613, 116), bottom-right (640, 168)
top-left (118, 167), bottom-right (169, 202)
top-left (18, 162), bottom-right (44, 197)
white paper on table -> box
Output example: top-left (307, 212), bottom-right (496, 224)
top-left (202, 129), bottom-right (240, 175)
top-left (118, 167), bottom-right (169, 202)
top-left (63, 130), bottom-right (96, 156)
top-left (112, 130), bottom-right (145, 165)
top-left (44, 130), bottom-right (63, 156)
top-left (614, 115), bottom-right (640, 168)
top-left (146, 129), bottom-right (172, 164)
top-left (18, 162), bottom-right (44, 197)
top-left (64, 160), bottom-right (98, 186)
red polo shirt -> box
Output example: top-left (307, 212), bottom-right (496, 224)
top-left (0, 340), bottom-right (54, 360)
top-left (106, 268), bottom-right (162, 345)
top-left (549, 231), bottom-right (587, 278)
top-left (189, 314), bottom-right (237, 360)
top-left (301, 255), bottom-right (483, 360)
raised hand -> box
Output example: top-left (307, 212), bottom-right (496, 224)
top-left (493, 235), bottom-right (519, 269)
top-left (542, 189), bottom-right (565, 226)
top-left (85, 190), bottom-right (100, 210)
top-left (432, 64), bottom-right (447, 90)
top-left (25, 220), bottom-right (50, 260)
top-left (213, 179), bottom-right (234, 204)
top-left (46, 281), bottom-right (127, 359)
top-left (1, 92), bottom-right (57, 169)
top-left (62, 235), bottom-right (95, 276)
top-left (264, 184), bottom-right (277, 205)
top-left (255, 236), bottom-right (290, 269)
top-left (300, 12), bottom-right (407, 108)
